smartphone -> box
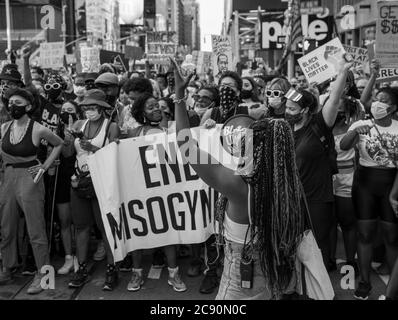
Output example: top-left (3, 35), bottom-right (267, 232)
top-left (69, 130), bottom-right (85, 139)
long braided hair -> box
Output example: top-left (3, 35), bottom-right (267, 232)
top-left (216, 118), bottom-right (305, 297)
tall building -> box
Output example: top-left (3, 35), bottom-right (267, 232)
top-left (156, 0), bottom-right (185, 45)
top-left (182, 0), bottom-right (200, 50)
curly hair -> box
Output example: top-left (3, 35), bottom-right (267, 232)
top-left (242, 77), bottom-right (261, 102)
top-left (216, 119), bottom-right (305, 298)
top-left (219, 71), bottom-right (243, 92)
top-left (123, 78), bottom-right (153, 95)
top-left (131, 92), bottom-right (155, 125)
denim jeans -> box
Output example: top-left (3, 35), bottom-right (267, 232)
top-left (215, 239), bottom-right (272, 300)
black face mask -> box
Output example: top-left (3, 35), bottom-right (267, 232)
top-left (9, 104), bottom-right (27, 120)
top-left (240, 90), bottom-right (253, 100)
top-left (46, 89), bottom-right (62, 101)
top-left (60, 112), bottom-right (78, 125)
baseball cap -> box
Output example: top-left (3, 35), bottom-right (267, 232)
top-left (95, 72), bottom-right (119, 86)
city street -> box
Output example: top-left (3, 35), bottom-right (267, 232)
top-left (0, 232), bottom-right (389, 300)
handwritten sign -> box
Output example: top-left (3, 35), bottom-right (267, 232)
top-left (40, 42), bottom-right (65, 69)
top-left (146, 31), bottom-right (178, 65)
top-left (343, 45), bottom-right (369, 72)
top-left (376, 0), bottom-right (398, 67)
top-left (298, 38), bottom-right (346, 85)
top-left (211, 35), bottom-right (233, 77)
top-left (80, 47), bottom-right (100, 73)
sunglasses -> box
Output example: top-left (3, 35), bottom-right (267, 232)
top-left (193, 94), bottom-right (212, 103)
top-left (265, 90), bottom-right (284, 98)
top-left (44, 83), bottom-right (61, 91)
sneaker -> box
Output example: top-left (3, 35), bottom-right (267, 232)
top-left (27, 273), bottom-right (44, 295)
top-left (168, 268), bottom-right (187, 292)
top-left (93, 241), bottom-right (106, 261)
top-left (378, 295), bottom-right (393, 300)
top-left (187, 259), bottom-right (202, 277)
top-left (0, 269), bottom-right (13, 285)
top-left (152, 250), bottom-right (165, 269)
top-left (103, 265), bottom-right (118, 291)
top-left (119, 255), bottom-right (133, 272)
top-left (57, 255), bottom-right (74, 275)
top-left (22, 259), bottom-right (37, 276)
top-left (127, 270), bottom-right (144, 292)
top-left (68, 264), bottom-right (90, 288)
top-left (354, 281), bottom-right (372, 300)
top-left (199, 273), bottom-right (219, 294)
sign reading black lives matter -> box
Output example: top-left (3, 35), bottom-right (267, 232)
top-left (298, 38), bottom-right (346, 85)
top-left (146, 31), bottom-right (178, 65)
top-left (376, 0), bottom-right (398, 67)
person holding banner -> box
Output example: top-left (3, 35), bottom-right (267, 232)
top-left (340, 83), bottom-right (398, 300)
top-left (0, 88), bottom-right (63, 294)
top-left (67, 89), bottom-right (120, 291)
top-left (124, 93), bottom-right (187, 293)
top-left (285, 56), bottom-right (354, 270)
top-left (171, 57), bottom-right (305, 300)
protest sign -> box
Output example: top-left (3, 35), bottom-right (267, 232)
top-left (40, 42), bottom-right (65, 69)
top-left (375, 0), bottom-right (398, 67)
top-left (125, 46), bottom-right (143, 60)
top-left (196, 51), bottom-right (212, 75)
top-left (376, 67), bottom-right (398, 83)
top-left (146, 31), bottom-right (178, 65)
top-left (211, 35), bottom-right (233, 78)
top-left (298, 37), bottom-right (346, 85)
top-left (88, 127), bottom-right (241, 262)
top-left (80, 47), bottom-right (100, 73)
top-left (343, 45), bottom-right (369, 72)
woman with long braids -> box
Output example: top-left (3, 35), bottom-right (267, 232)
top-left (171, 58), bottom-right (305, 300)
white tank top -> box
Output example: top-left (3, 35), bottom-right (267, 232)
top-left (223, 185), bottom-right (252, 245)
top-left (74, 119), bottom-right (109, 172)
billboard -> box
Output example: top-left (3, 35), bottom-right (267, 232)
top-left (232, 0), bottom-right (287, 11)
top-left (261, 13), bottom-right (334, 50)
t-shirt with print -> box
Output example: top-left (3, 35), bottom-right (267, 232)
top-left (294, 112), bottom-right (334, 203)
top-left (348, 119), bottom-right (398, 168)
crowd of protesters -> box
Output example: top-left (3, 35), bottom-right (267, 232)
top-left (0, 45), bottom-right (397, 300)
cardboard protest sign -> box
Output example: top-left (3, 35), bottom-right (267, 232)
top-left (376, 0), bottom-right (398, 67)
top-left (211, 35), bottom-right (233, 78)
top-left (40, 42), bottom-right (65, 69)
top-left (343, 45), bottom-right (369, 72)
top-left (125, 46), bottom-right (143, 60)
top-left (298, 37), bottom-right (346, 85)
top-left (146, 31), bottom-right (178, 65)
top-left (100, 50), bottom-right (129, 72)
top-left (376, 67), bottom-right (398, 83)
top-left (80, 47), bottom-right (100, 73)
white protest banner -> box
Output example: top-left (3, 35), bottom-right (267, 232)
top-left (88, 127), bottom-right (241, 262)
top-left (376, 0), bottom-right (398, 67)
top-left (211, 35), bottom-right (233, 78)
top-left (80, 47), bottom-right (100, 73)
top-left (376, 67), bottom-right (398, 83)
top-left (146, 31), bottom-right (178, 65)
top-left (40, 42), bottom-right (65, 69)
top-left (298, 37), bottom-right (346, 85)
top-left (343, 45), bottom-right (369, 72)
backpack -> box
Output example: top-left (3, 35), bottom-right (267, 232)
top-left (310, 122), bottom-right (338, 176)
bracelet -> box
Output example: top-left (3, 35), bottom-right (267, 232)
top-left (173, 96), bottom-right (188, 104)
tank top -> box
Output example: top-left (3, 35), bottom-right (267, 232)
top-left (223, 185), bottom-right (252, 245)
top-left (1, 120), bottom-right (38, 158)
top-left (74, 119), bottom-right (109, 172)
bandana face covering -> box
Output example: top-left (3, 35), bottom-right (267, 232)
top-left (220, 86), bottom-right (238, 120)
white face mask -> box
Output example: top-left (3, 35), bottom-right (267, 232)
top-left (85, 110), bottom-right (101, 121)
top-left (268, 97), bottom-right (283, 109)
top-left (371, 101), bottom-right (390, 120)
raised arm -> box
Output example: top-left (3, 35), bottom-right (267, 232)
top-left (360, 59), bottom-right (380, 113)
top-left (322, 56), bottom-right (354, 127)
top-left (22, 46), bottom-right (34, 89)
top-left (171, 58), bottom-right (245, 199)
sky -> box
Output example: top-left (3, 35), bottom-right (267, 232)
top-left (198, 0), bottom-right (225, 51)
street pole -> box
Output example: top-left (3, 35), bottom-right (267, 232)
top-left (233, 10), bottom-right (240, 69)
top-left (5, 0), bottom-right (12, 52)
top-left (62, 2), bottom-right (67, 47)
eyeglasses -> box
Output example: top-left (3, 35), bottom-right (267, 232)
top-left (44, 83), bottom-right (61, 91)
top-left (265, 90), bottom-right (284, 98)
top-left (193, 94), bottom-right (212, 103)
